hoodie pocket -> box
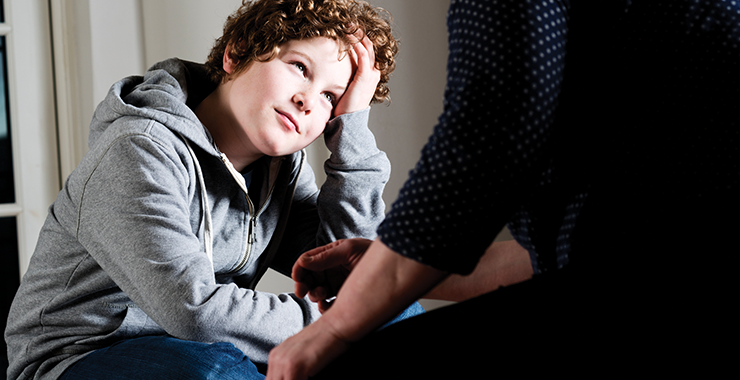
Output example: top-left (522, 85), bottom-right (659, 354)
top-left (74, 303), bottom-right (164, 347)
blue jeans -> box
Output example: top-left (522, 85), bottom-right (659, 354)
top-left (59, 336), bottom-right (264, 380)
top-left (60, 302), bottom-right (424, 380)
top-left (381, 300), bottom-right (424, 330)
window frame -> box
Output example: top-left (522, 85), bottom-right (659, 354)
top-left (1, 0), bottom-right (59, 276)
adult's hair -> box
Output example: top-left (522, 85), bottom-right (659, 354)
top-left (205, 0), bottom-right (398, 104)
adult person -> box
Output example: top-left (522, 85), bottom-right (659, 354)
top-left (267, 0), bottom-right (739, 378)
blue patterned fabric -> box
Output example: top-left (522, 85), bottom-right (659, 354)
top-left (377, 0), bottom-right (740, 276)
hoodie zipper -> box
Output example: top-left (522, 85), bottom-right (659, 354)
top-left (219, 153), bottom-right (280, 274)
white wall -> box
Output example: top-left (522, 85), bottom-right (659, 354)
top-left (59, 0), bottom-right (468, 308)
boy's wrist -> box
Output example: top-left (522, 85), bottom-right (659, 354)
top-left (332, 106), bottom-right (371, 120)
top-left (325, 107), bottom-right (371, 137)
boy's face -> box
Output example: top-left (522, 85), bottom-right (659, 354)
top-left (223, 37), bottom-right (353, 158)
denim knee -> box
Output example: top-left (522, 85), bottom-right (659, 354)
top-left (60, 336), bottom-right (264, 380)
top-left (157, 338), bottom-right (263, 380)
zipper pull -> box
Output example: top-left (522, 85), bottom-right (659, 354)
top-left (248, 217), bottom-right (256, 244)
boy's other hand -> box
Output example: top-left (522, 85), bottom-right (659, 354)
top-left (292, 238), bottom-right (371, 312)
top-left (333, 32), bottom-right (380, 117)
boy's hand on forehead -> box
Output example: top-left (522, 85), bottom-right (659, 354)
top-left (333, 31), bottom-right (381, 117)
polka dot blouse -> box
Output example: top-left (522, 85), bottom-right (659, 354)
top-left (377, 0), bottom-right (740, 276)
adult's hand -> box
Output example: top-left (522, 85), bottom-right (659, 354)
top-left (269, 239), bottom-right (449, 380)
top-left (265, 314), bottom-right (351, 380)
top-left (293, 238), bottom-right (372, 313)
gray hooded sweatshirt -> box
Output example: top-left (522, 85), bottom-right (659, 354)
top-left (5, 59), bottom-right (389, 380)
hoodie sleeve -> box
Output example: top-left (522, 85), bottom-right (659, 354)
top-left (74, 122), bottom-right (320, 364)
top-left (270, 108), bottom-right (390, 275)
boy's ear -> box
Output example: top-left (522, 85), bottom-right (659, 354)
top-left (223, 46), bottom-right (236, 75)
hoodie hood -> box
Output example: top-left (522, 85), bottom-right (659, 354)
top-left (88, 58), bottom-right (219, 155)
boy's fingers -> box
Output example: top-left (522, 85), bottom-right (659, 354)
top-left (291, 241), bottom-right (343, 279)
top-left (353, 35), bottom-right (375, 70)
top-left (348, 43), bottom-right (359, 68)
top-left (293, 266), bottom-right (325, 297)
top-left (360, 35), bottom-right (375, 63)
top-left (295, 280), bottom-right (310, 298)
top-left (292, 238), bottom-right (371, 301)
top-left (307, 286), bottom-right (329, 303)
top-left (319, 298), bottom-right (334, 313)
top-left (292, 240), bottom-right (351, 298)
top-left (348, 27), bottom-right (365, 43)
top-left (292, 263), bottom-right (308, 283)
top-left (296, 240), bottom-right (356, 271)
top-left (352, 36), bottom-right (380, 90)
top-left (333, 31), bottom-right (380, 116)
top-left (292, 261), bottom-right (325, 284)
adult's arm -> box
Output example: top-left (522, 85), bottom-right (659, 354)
top-left (424, 239), bottom-right (533, 301)
top-left (292, 237), bottom-right (532, 309)
top-left (267, 239), bottom-right (447, 380)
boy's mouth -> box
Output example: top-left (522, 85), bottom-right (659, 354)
top-left (276, 110), bottom-right (299, 133)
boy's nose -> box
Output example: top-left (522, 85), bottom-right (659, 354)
top-left (292, 92), bottom-right (315, 113)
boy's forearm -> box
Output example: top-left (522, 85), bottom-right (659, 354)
top-left (424, 239), bottom-right (534, 302)
top-left (322, 108), bottom-right (382, 163)
top-left (316, 109), bottom-right (390, 243)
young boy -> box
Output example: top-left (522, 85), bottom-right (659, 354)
top-left (5, 0), bottom-right (398, 379)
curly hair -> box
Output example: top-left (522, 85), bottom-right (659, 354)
top-left (205, 0), bottom-right (398, 104)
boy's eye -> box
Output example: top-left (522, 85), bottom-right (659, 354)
top-left (323, 92), bottom-right (336, 104)
top-left (293, 62), bottom-right (306, 74)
